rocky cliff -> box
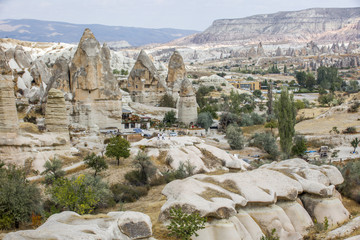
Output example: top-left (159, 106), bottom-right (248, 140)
top-left (184, 8), bottom-right (360, 45)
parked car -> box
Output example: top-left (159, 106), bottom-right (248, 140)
top-left (133, 128), bottom-right (151, 138)
top-left (169, 132), bottom-right (177, 137)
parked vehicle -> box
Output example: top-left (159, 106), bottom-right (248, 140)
top-left (169, 132), bottom-right (177, 137)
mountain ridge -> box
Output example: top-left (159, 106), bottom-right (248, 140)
top-left (0, 19), bottom-right (199, 46)
top-left (176, 7), bottom-right (360, 45)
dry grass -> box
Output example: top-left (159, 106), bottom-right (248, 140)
top-left (201, 177), bottom-right (241, 195)
top-left (241, 124), bottom-right (266, 136)
top-left (199, 149), bottom-right (223, 169)
top-left (200, 188), bottom-right (231, 201)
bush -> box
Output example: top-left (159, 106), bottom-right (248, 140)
top-left (0, 164), bottom-right (42, 229)
top-left (167, 207), bottom-right (206, 240)
top-left (348, 101), bottom-right (360, 113)
top-left (110, 183), bottom-right (148, 203)
top-left (159, 94), bottom-right (176, 108)
top-left (48, 174), bottom-right (113, 214)
top-left (291, 135), bottom-right (307, 156)
top-left (261, 228), bottom-right (279, 240)
top-left (125, 170), bottom-right (147, 186)
top-left (239, 114), bottom-right (253, 126)
top-left (219, 112), bottom-right (240, 130)
top-left (197, 112), bottom-right (213, 132)
top-left (343, 127), bottom-right (357, 134)
top-left (336, 160), bottom-right (360, 203)
top-left (84, 153), bottom-right (108, 177)
top-left (250, 132), bottom-right (279, 160)
top-left (162, 161), bottom-right (196, 183)
top-left (163, 110), bottom-right (177, 126)
top-left (41, 157), bottom-right (65, 185)
top-left (251, 112), bottom-right (266, 125)
top-left (127, 151), bottom-right (158, 186)
top-left (226, 124), bottom-right (245, 150)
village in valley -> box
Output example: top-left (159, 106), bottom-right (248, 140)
top-left (0, 6), bottom-right (360, 240)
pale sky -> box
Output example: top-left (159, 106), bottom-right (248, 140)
top-left (0, 0), bottom-right (359, 30)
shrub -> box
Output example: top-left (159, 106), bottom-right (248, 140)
top-left (167, 207), bottom-right (206, 240)
top-left (343, 127), bottom-right (357, 134)
top-left (239, 114), bottom-right (253, 126)
top-left (226, 124), bottom-right (245, 150)
top-left (219, 112), bottom-right (240, 130)
top-left (110, 183), bottom-right (148, 203)
top-left (125, 170), bottom-right (147, 186)
top-left (159, 94), bottom-right (176, 108)
top-left (163, 110), bottom-right (177, 126)
top-left (260, 228), bottom-right (279, 240)
top-left (130, 151), bottom-right (158, 186)
top-left (250, 132), bottom-right (279, 160)
top-left (162, 161), bottom-right (196, 183)
top-left (84, 153), bottom-right (108, 177)
top-left (41, 157), bottom-right (65, 185)
top-left (291, 135), bottom-right (307, 156)
top-left (48, 174), bottom-right (113, 214)
top-left (336, 160), bottom-right (360, 203)
top-left (197, 112), bottom-right (213, 132)
top-left (251, 112), bottom-right (266, 125)
top-left (0, 164), bottom-right (42, 229)
top-left (348, 101), bottom-right (360, 113)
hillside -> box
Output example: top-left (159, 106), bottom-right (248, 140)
top-left (177, 8), bottom-right (360, 45)
top-left (0, 19), bottom-right (198, 46)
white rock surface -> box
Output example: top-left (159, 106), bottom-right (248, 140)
top-left (4, 211), bottom-right (154, 240)
top-left (326, 216), bottom-right (360, 240)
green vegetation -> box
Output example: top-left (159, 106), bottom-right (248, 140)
top-left (219, 112), bottom-right (240, 130)
top-left (260, 228), bottom-right (279, 240)
top-left (291, 135), bottom-right (307, 156)
top-left (41, 157), bottom-right (65, 185)
top-left (110, 183), bottom-right (148, 203)
top-left (336, 160), bottom-right (360, 203)
top-left (317, 66), bottom-right (343, 91)
top-left (105, 136), bottom-right (130, 166)
top-left (295, 71), bottom-right (316, 90)
top-left (197, 112), bottom-right (213, 132)
top-left (226, 124), bottom-right (245, 150)
top-left (84, 153), bottom-right (108, 177)
top-left (250, 132), bottom-right (279, 160)
top-left (48, 174), bottom-right (113, 215)
top-left (275, 87), bottom-right (296, 158)
top-left (0, 163), bottom-right (42, 229)
top-left (351, 137), bottom-right (359, 153)
top-left (167, 207), bottom-right (206, 240)
top-left (159, 94), bottom-right (176, 108)
top-left (163, 110), bottom-right (177, 126)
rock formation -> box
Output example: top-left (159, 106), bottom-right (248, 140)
top-left (275, 47), bottom-right (282, 56)
top-left (45, 89), bottom-right (68, 133)
top-left (70, 28), bottom-right (120, 101)
top-left (69, 28), bottom-right (122, 131)
top-left (127, 50), bottom-right (166, 105)
top-left (185, 8), bottom-right (360, 45)
top-left (166, 50), bottom-right (186, 94)
top-left (0, 50), bottom-right (18, 139)
top-left (159, 159), bottom-right (350, 240)
top-left (177, 78), bottom-right (197, 125)
top-left (256, 42), bottom-right (265, 56)
top-left (4, 211), bottom-right (154, 240)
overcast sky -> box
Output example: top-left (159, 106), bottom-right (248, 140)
top-left (0, 0), bottom-right (359, 31)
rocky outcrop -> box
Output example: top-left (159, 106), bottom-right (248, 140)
top-left (159, 158), bottom-right (350, 240)
top-left (4, 211), bottom-right (154, 240)
top-left (166, 51), bottom-right (186, 92)
top-left (127, 50), bottom-right (166, 105)
top-left (177, 78), bottom-right (197, 125)
top-left (70, 28), bottom-right (120, 101)
top-left (45, 89), bottom-right (68, 133)
top-left (184, 8), bottom-right (360, 45)
top-left (0, 60), bottom-right (18, 138)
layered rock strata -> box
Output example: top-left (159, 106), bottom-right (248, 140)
top-left (160, 158), bottom-right (350, 240)
top-left (177, 78), bottom-right (197, 125)
top-left (45, 89), bottom-right (68, 133)
top-left (166, 50), bottom-right (186, 94)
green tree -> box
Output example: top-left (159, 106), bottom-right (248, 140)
top-left (226, 124), bottom-right (245, 150)
top-left (163, 110), bottom-right (177, 126)
top-left (291, 135), bottom-right (307, 156)
top-left (84, 153), bottom-right (108, 177)
top-left (250, 132), bottom-right (279, 160)
top-left (295, 71), bottom-right (307, 88)
top-left (41, 157), bottom-right (65, 185)
top-left (197, 112), bottom-right (213, 132)
top-left (167, 207), bottom-right (206, 240)
top-left (0, 164), bottom-right (42, 229)
top-left (318, 93), bottom-right (334, 106)
top-left (159, 94), bottom-right (176, 108)
top-left (275, 87), bottom-right (296, 157)
top-left (48, 174), bottom-right (113, 215)
top-left (317, 66), bottom-right (342, 91)
top-left (219, 112), bottom-right (240, 131)
top-left (264, 119), bottom-right (278, 134)
top-left (283, 65), bottom-right (287, 73)
top-left (253, 90), bottom-right (262, 99)
top-left (351, 137), bottom-right (360, 153)
top-left (267, 84), bottom-right (274, 115)
top-left (199, 104), bottom-right (218, 119)
top-left (105, 136), bottom-right (130, 166)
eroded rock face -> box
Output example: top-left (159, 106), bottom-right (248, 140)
top-left (0, 62), bottom-right (18, 138)
top-left (127, 50), bottom-right (166, 105)
top-left (70, 28), bottom-right (120, 101)
top-left (4, 211), bottom-right (154, 240)
top-left (45, 89), bottom-right (69, 133)
top-left (177, 78), bottom-right (197, 125)
top-left (166, 51), bottom-right (186, 92)
top-left (160, 159), bottom-right (350, 240)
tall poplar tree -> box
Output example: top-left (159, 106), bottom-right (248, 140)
top-left (275, 87), bottom-right (296, 158)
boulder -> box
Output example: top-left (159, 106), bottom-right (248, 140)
top-left (326, 216), bottom-right (360, 240)
top-left (300, 194), bottom-right (350, 228)
top-left (166, 51), bottom-right (186, 91)
top-left (4, 211), bottom-right (154, 240)
top-left (14, 46), bottom-right (32, 69)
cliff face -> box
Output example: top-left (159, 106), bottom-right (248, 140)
top-left (187, 8), bottom-right (360, 45)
